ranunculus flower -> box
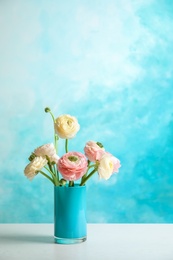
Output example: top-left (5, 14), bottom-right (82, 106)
top-left (98, 154), bottom-right (119, 180)
top-left (24, 156), bottom-right (48, 180)
top-left (84, 141), bottom-right (105, 162)
top-left (58, 152), bottom-right (88, 181)
top-left (110, 155), bottom-right (121, 173)
top-left (54, 114), bottom-right (80, 139)
top-left (34, 143), bottom-right (59, 163)
top-left (104, 152), bottom-right (121, 173)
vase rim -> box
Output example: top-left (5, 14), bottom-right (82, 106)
top-left (54, 184), bottom-right (86, 189)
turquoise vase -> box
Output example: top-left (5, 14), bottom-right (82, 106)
top-left (54, 184), bottom-right (87, 244)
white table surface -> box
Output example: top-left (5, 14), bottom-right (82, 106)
top-left (0, 224), bottom-right (173, 260)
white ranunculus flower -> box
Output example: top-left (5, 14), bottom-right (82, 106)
top-left (24, 156), bottom-right (48, 180)
top-left (34, 143), bottom-right (59, 163)
top-left (54, 114), bottom-right (80, 139)
top-left (98, 155), bottom-right (114, 180)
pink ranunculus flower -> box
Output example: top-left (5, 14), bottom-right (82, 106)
top-left (57, 152), bottom-right (88, 181)
top-left (34, 143), bottom-right (59, 163)
top-left (84, 141), bottom-right (105, 162)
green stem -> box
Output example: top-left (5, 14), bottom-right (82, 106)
top-left (65, 139), bottom-right (68, 153)
top-left (44, 166), bottom-right (59, 186)
top-left (48, 162), bottom-right (53, 173)
top-left (81, 172), bottom-right (87, 185)
top-left (39, 171), bottom-right (55, 185)
top-left (48, 110), bottom-right (55, 123)
top-left (80, 162), bottom-right (96, 185)
top-left (80, 168), bottom-right (97, 186)
top-left (55, 134), bottom-right (59, 154)
top-left (69, 181), bottom-right (74, 187)
top-left (87, 164), bottom-right (96, 171)
top-left (46, 157), bottom-right (56, 177)
top-left (45, 108), bottom-right (59, 154)
top-left (54, 164), bottom-right (59, 181)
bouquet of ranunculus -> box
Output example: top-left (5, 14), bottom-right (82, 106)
top-left (24, 107), bottom-right (121, 186)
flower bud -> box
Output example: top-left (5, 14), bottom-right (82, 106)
top-left (28, 153), bottom-right (36, 161)
top-left (96, 142), bottom-right (104, 148)
top-left (59, 178), bottom-right (67, 186)
top-left (45, 107), bottom-right (51, 113)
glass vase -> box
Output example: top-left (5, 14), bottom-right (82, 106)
top-left (54, 184), bottom-right (87, 244)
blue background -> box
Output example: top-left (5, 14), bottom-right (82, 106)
top-left (0, 0), bottom-right (173, 223)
